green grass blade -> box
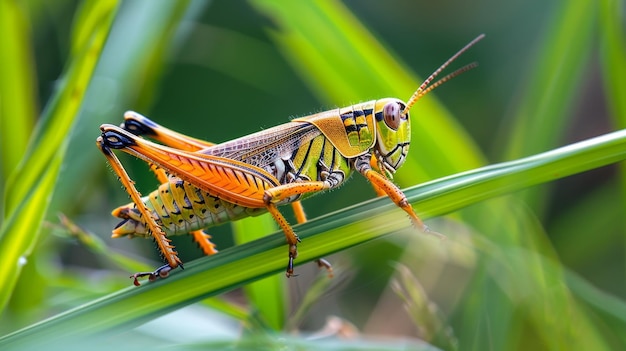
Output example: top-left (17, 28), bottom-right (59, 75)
top-left (0, 157), bottom-right (60, 309)
top-left (0, 0), bottom-right (37, 190)
top-left (599, 0), bottom-right (626, 297)
top-left (0, 0), bottom-right (119, 312)
top-left (392, 264), bottom-right (458, 350)
top-left (599, 0), bottom-right (626, 126)
top-left (1, 128), bottom-right (625, 348)
top-left (502, 1), bottom-right (597, 159)
top-left (52, 214), bottom-right (249, 321)
top-left (232, 214), bottom-right (286, 330)
top-left (498, 0), bottom-right (597, 214)
top-left (3, 0), bottom-right (119, 215)
top-left (51, 0), bottom-right (196, 213)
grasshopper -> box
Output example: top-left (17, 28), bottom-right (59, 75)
top-left (97, 34), bottom-right (484, 285)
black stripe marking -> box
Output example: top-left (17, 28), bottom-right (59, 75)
top-left (345, 125), bottom-right (359, 133)
top-left (194, 188), bottom-right (205, 204)
top-left (340, 112), bottom-right (354, 121)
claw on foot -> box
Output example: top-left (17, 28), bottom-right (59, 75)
top-left (315, 258), bottom-right (334, 278)
top-left (285, 260), bottom-right (297, 278)
top-left (285, 244), bottom-right (298, 278)
top-left (423, 225), bottom-right (446, 241)
top-left (130, 263), bottom-right (179, 286)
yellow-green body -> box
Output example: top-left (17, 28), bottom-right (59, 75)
top-left (112, 98), bottom-right (410, 239)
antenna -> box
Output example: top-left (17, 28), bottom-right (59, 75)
top-left (402, 34), bottom-right (485, 115)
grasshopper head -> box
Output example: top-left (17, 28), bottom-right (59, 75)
top-left (373, 34), bottom-right (485, 176)
top-left (373, 98), bottom-right (411, 174)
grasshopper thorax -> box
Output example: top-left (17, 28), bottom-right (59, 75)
top-left (373, 98), bottom-right (411, 174)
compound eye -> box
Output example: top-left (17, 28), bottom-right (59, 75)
top-left (382, 102), bottom-right (405, 130)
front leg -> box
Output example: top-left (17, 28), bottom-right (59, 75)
top-left (355, 154), bottom-right (443, 238)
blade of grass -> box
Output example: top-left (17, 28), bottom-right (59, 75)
top-left (232, 214), bottom-right (286, 330)
top-left (1, 128), bottom-right (625, 348)
top-left (51, 0), bottom-right (197, 213)
top-left (392, 264), bottom-right (458, 350)
top-left (52, 214), bottom-right (249, 321)
top-left (565, 268), bottom-right (626, 346)
top-left (599, 0), bottom-right (626, 127)
top-left (479, 13), bottom-right (600, 339)
top-left (499, 0), bottom-right (597, 212)
top-left (3, 0), bottom-right (198, 317)
top-left (471, 237), bottom-right (608, 350)
top-left (502, 0), bottom-right (597, 159)
top-left (599, 0), bottom-right (626, 287)
top-left (0, 0), bottom-right (37, 189)
top-left (3, 0), bottom-right (118, 215)
top-left (0, 0), bottom-right (119, 312)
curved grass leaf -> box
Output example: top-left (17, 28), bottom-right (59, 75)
top-left (232, 214), bottom-right (286, 331)
top-left (0, 0), bottom-right (120, 312)
top-left (502, 0), bottom-right (598, 157)
top-left (599, 0), bottom-right (626, 126)
top-left (0, 0), bottom-right (37, 190)
top-left (52, 0), bottom-right (196, 213)
top-left (599, 1), bottom-right (626, 276)
top-left (499, 0), bottom-right (597, 212)
top-left (1, 128), bottom-right (625, 348)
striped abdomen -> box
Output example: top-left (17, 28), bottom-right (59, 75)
top-left (111, 177), bottom-right (264, 238)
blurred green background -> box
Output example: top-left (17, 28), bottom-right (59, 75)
top-left (1, 0), bottom-right (625, 350)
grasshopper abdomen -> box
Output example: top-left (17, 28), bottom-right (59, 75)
top-left (111, 177), bottom-right (265, 238)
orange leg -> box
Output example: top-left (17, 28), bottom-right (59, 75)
top-left (356, 155), bottom-right (443, 239)
top-left (97, 136), bottom-right (182, 286)
top-left (363, 169), bottom-right (427, 231)
top-left (190, 230), bottom-right (219, 256)
top-left (370, 154), bottom-right (389, 197)
top-left (149, 163), bottom-right (169, 183)
top-left (290, 201), bottom-right (334, 277)
top-left (290, 200), bottom-right (307, 224)
top-left (264, 181), bottom-right (331, 204)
